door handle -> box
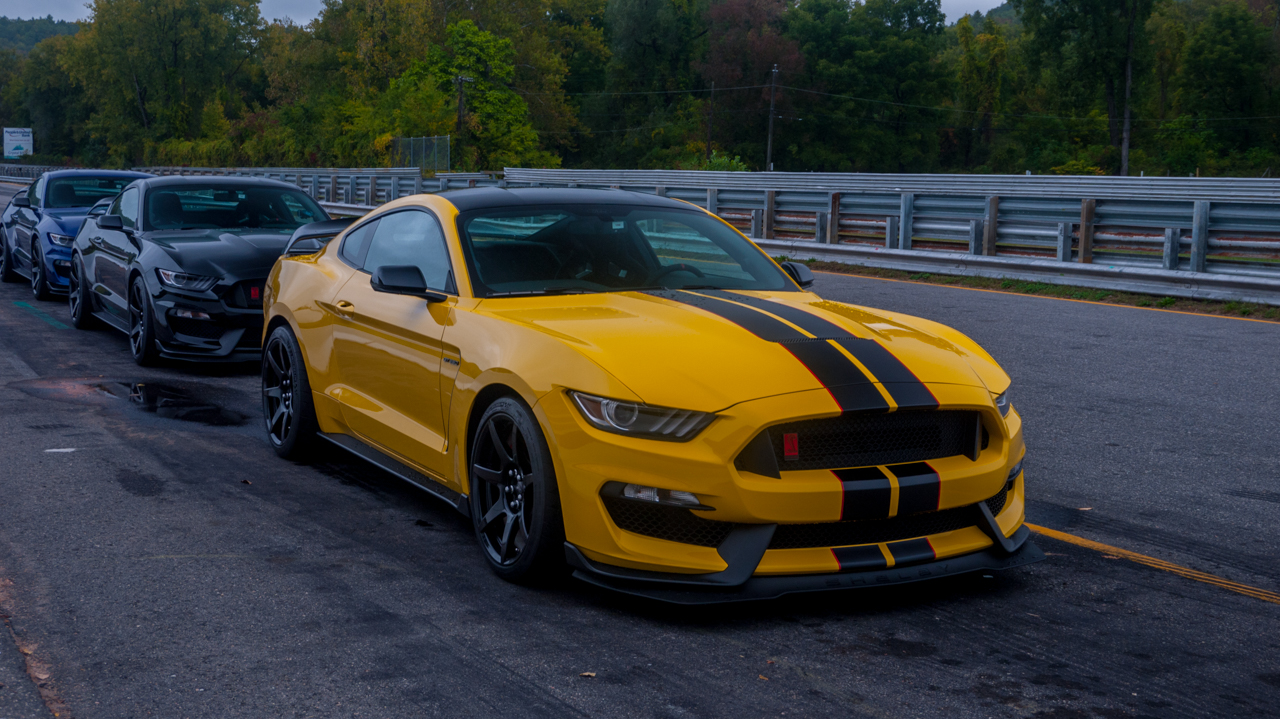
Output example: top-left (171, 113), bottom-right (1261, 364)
top-left (335, 300), bottom-right (355, 315)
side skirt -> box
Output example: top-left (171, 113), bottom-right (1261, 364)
top-left (318, 432), bottom-right (470, 518)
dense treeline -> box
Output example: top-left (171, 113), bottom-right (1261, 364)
top-left (0, 0), bottom-right (1277, 175)
top-left (0, 16), bottom-right (79, 53)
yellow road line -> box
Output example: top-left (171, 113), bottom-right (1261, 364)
top-left (813, 270), bottom-right (1280, 326)
top-left (1028, 523), bottom-right (1280, 606)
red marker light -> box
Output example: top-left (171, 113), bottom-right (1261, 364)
top-left (783, 433), bottom-right (799, 460)
top-left (250, 286), bottom-right (261, 300)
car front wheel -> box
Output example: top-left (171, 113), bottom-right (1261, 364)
top-left (128, 276), bottom-right (160, 366)
top-left (30, 243), bottom-right (51, 301)
top-left (469, 396), bottom-right (565, 583)
top-left (0, 235), bottom-right (16, 282)
top-left (69, 255), bottom-right (96, 329)
top-left (261, 325), bottom-right (320, 459)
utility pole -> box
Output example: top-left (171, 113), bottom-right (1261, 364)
top-left (454, 75), bottom-right (474, 165)
top-left (765, 65), bottom-right (778, 171)
top-left (706, 81), bottom-right (715, 164)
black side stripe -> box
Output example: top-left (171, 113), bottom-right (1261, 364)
top-left (703, 291), bottom-right (938, 411)
top-left (832, 544), bottom-right (888, 572)
top-left (886, 538), bottom-right (936, 567)
top-left (832, 467), bottom-right (892, 520)
top-left (891, 462), bottom-right (941, 516)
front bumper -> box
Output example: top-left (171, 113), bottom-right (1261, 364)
top-left (536, 382), bottom-right (1034, 597)
top-left (150, 290), bottom-right (264, 362)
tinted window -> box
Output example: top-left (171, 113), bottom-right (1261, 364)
top-left (45, 177), bottom-right (135, 208)
top-left (144, 184), bottom-right (325, 232)
top-left (340, 221), bottom-right (376, 266)
top-left (457, 205), bottom-right (791, 297)
top-left (118, 189), bottom-right (139, 230)
top-left (362, 211), bottom-right (453, 292)
top-left (26, 176), bottom-right (42, 205)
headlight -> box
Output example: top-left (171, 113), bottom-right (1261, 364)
top-left (569, 391), bottom-right (715, 441)
top-left (994, 390), bottom-right (1010, 417)
top-left (48, 233), bottom-right (74, 247)
top-left (156, 269), bottom-right (218, 292)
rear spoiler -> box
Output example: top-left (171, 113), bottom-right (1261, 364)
top-left (283, 218), bottom-right (358, 257)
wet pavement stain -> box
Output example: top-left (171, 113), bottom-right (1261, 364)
top-left (126, 383), bottom-right (246, 426)
top-left (10, 377), bottom-right (249, 427)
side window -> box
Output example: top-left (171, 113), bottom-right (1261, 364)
top-left (27, 176), bottom-right (43, 206)
top-left (118, 188), bottom-right (139, 230)
top-left (340, 220), bottom-right (377, 266)
top-left (362, 210), bottom-right (453, 292)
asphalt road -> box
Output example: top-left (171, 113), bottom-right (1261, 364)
top-left (1, 181), bottom-right (1278, 718)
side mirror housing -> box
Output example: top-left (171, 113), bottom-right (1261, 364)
top-left (98, 215), bottom-right (124, 230)
top-left (781, 260), bottom-right (815, 289)
top-left (13, 196), bottom-right (30, 208)
top-left (370, 265), bottom-right (447, 302)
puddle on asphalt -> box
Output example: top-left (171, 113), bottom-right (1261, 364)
top-left (125, 382), bottom-right (247, 426)
top-left (11, 377), bottom-right (248, 427)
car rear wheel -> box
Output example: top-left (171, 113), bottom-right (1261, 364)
top-left (128, 276), bottom-right (160, 366)
top-left (0, 236), bottom-right (16, 282)
top-left (469, 397), bottom-right (565, 583)
top-left (261, 325), bottom-right (320, 459)
top-left (68, 255), bottom-right (97, 330)
top-left (30, 243), bottom-right (51, 301)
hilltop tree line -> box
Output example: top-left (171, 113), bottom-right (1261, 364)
top-left (0, 0), bottom-right (1277, 175)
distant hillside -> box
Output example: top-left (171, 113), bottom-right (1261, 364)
top-left (0, 16), bottom-right (79, 54)
top-left (985, 2), bottom-right (1019, 25)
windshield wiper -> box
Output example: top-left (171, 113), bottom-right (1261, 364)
top-left (485, 288), bottom-right (596, 298)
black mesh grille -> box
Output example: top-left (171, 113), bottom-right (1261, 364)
top-left (602, 497), bottom-right (739, 547)
top-left (760, 410), bottom-right (979, 471)
top-left (224, 280), bottom-right (265, 309)
top-left (985, 484), bottom-right (1010, 517)
top-left (167, 317), bottom-right (225, 339)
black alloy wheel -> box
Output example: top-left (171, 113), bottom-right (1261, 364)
top-left (0, 235), bottom-right (16, 282)
top-left (68, 256), bottom-right (96, 329)
top-left (30, 243), bottom-right (51, 301)
top-left (261, 325), bottom-right (319, 459)
top-left (128, 276), bottom-right (160, 366)
top-left (469, 397), bottom-right (564, 582)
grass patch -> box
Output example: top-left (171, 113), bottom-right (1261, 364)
top-left (789, 259), bottom-right (1279, 321)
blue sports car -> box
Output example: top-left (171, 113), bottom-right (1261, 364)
top-left (1, 169), bottom-right (152, 300)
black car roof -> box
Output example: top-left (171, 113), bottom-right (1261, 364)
top-left (439, 187), bottom-right (696, 212)
top-left (41, 169), bottom-right (152, 180)
top-left (140, 175), bottom-right (304, 191)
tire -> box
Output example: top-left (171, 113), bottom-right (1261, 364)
top-left (0, 234), bottom-right (17, 283)
top-left (469, 396), bottom-right (565, 583)
top-left (261, 324), bottom-right (320, 459)
top-left (128, 275), bottom-right (160, 366)
top-left (68, 255), bottom-right (97, 330)
top-left (30, 242), bottom-right (51, 301)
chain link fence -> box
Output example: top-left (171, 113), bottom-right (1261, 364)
top-left (391, 136), bottom-right (450, 173)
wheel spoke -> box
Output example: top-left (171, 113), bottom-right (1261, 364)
top-left (270, 404), bottom-right (288, 435)
top-left (487, 421), bottom-right (513, 466)
top-left (262, 386), bottom-right (282, 399)
top-left (497, 512), bottom-right (518, 558)
top-left (471, 464), bottom-right (504, 485)
top-left (481, 500), bottom-right (507, 528)
top-left (266, 345), bottom-right (285, 377)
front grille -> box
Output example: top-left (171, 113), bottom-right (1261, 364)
top-left (767, 486), bottom-right (1009, 549)
top-left (602, 496), bottom-right (739, 547)
top-left (603, 485), bottom-right (1011, 550)
top-left (224, 280), bottom-right (265, 309)
top-left (168, 317), bottom-right (225, 340)
top-left (746, 410), bottom-right (980, 472)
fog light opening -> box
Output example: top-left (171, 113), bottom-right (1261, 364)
top-left (170, 309), bottom-right (211, 320)
top-left (617, 483), bottom-right (712, 511)
top-left (53, 260), bottom-right (72, 268)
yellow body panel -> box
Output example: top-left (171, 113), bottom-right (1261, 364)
top-left (265, 193), bottom-right (1026, 579)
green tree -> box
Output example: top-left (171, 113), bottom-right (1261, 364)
top-left (1178, 0), bottom-right (1273, 151)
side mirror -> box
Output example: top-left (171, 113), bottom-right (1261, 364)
top-left (98, 215), bottom-right (124, 230)
top-left (13, 196), bottom-right (30, 208)
top-left (370, 265), bottom-right (447, 302)
top-left (781, 260), bottom-right (815, 289)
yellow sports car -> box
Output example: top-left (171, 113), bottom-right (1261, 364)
top-left (262, 188), bottom-right (1042, 602)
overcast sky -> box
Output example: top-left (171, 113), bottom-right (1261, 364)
top-left (8, 0), bottom-right (1006, 27)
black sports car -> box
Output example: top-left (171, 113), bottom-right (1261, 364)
top-left (69, 176), bottom-right (330, 364)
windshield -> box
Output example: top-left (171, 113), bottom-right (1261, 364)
top-left (45, 177), bottom-right (136, 209)
top-left (144, 185), bottom-right (326, 232)
top-left (456, 205), bottom-right (794, 297)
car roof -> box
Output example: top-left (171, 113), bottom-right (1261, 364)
top-left (42, 169), bottom-right (153, 180)
top-left (438, 187), bottom-right (697, 213)
top-left (139, 175), bottom-right (304, 191)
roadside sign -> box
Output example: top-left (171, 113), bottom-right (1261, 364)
top-left (4, 128), bottom-right (33, 159)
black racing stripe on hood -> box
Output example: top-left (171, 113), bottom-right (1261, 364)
top-left (645, 290), bottom-right (888, 413)
top-left (704, 291), bottom-right (938, 411)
